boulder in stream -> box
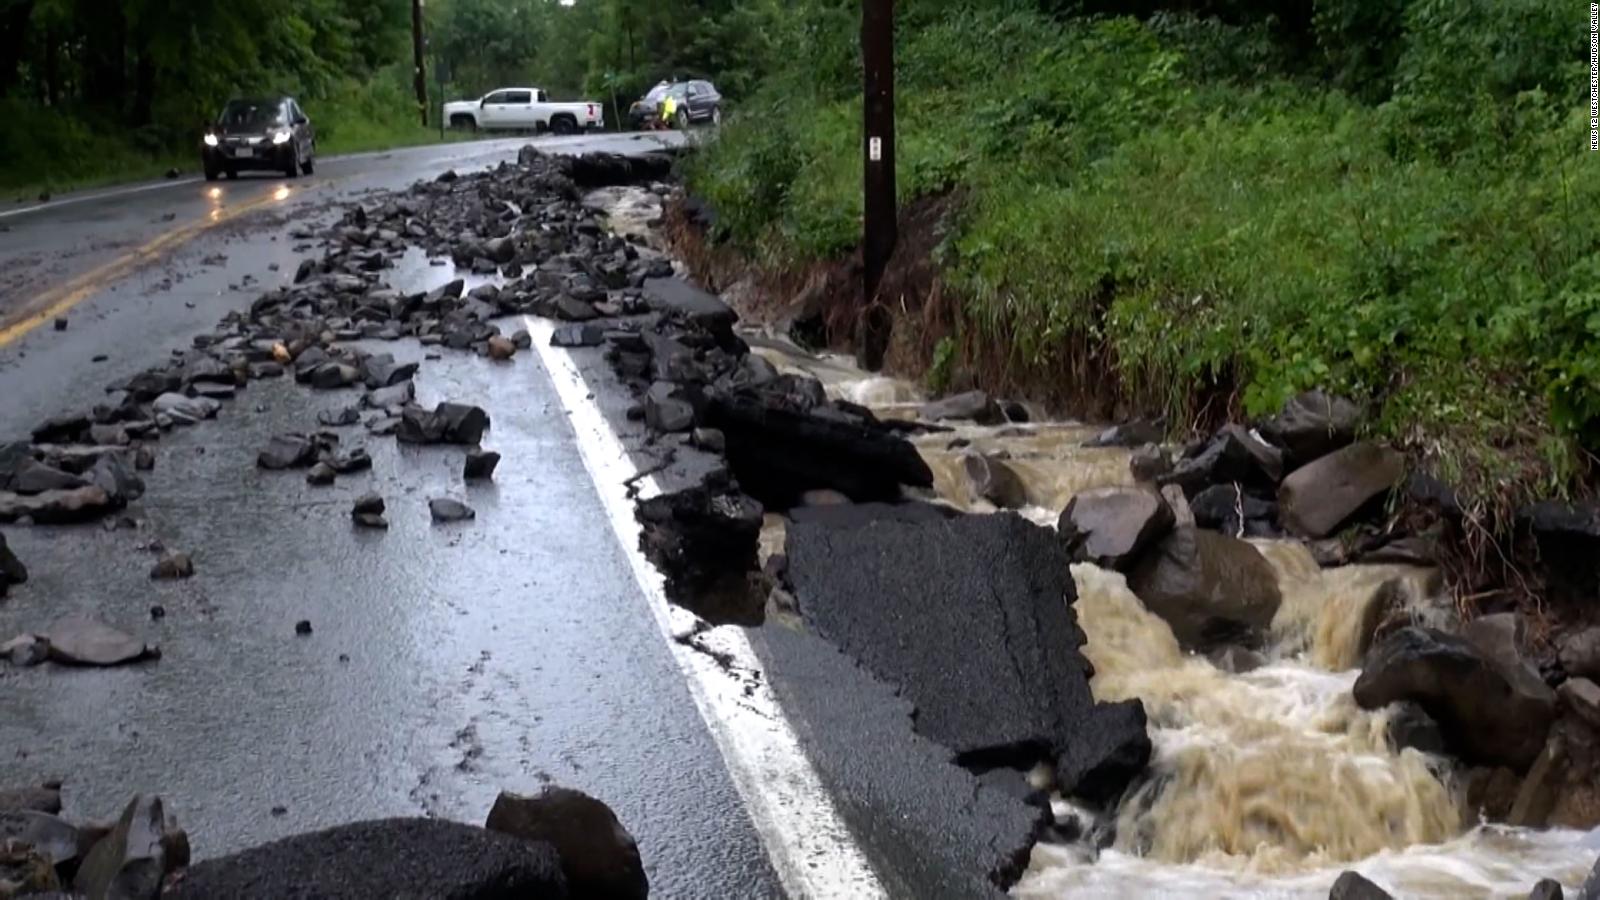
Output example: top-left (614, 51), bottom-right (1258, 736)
top-left (1278, 442), bottom-right (1405, 538)
top-left (1125, 526), bottom-right (1282, 651)
top-left (961, 451), bottom-right (1028, 510)
top-left (1058, 486), bottom-right (1174, 571)
top-left (1261, 390), bottom-right (1361, 467)
top-left (1328, 870), bottom-right (1393, 900)
top-left (1159, 425), bottom-right (1283, 498)
top-left (1353, 626), bottom-right (1555, 771)
top-left (920, 390), bottom-right (1003, 425)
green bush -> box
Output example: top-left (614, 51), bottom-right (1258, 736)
top-left (688, 5), bottom-right (1597, 502)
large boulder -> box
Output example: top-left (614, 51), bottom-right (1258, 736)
top-left (1125, 527), bottom-right (1282, 651)
top-left (702, 391), bottom-right (933, 509)
top-left (1560, 627), bottom-right (1600, 681)
top-left (1278, 442), bottom-right (1405, 538)
top-left (785, 511), bottom-right (1150, 804)
top-left (1353, 627), bottom-right (1556, 771)
top-left (1260, 391), bottom-right (1361, 466)
top-left (920, 391), bottom-right (1003, 426)
top-left (961, 451), bottom-right (1028, 510)
top-left (164, 818), bottom-right (567, 900)
top-left (484, 788), bottom-right (646, 900)
top-left (1057, 487), bottom-right (1174, 570)
top-left (1159, 425), bottom-right (1283, 498)
top-left (1521, 501), bottom-right (1600, 609)
top-left (635, 483), bottom-right (765, 625)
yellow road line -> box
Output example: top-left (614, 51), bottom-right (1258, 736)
top-left (0, 190), bottom-right (283, 348)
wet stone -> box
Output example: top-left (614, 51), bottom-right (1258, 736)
top-left (295, 620), bottom-right (313, 636)
top-left (352, 494), bottom-right (385, 516)
top-left (257, 434), bottom-right (317, 470)
top-left (550, 324), bottom-right (605, 348)
top-left (305, 463), bottom-right (337, 486)
top-left (1528, 878), bottom-right (1564, 900)
top-left (44, 616), bottom-right (158, 666)
top-left (317, 407), bottom-right (361, 427)
top-left (323, 448), bottom-right (372, 474)
top-left (73, 795), bottom-right (188, 900)
top-left (464, 450), bottom-right (501, 481)
top-left (485, 787), bottom-right (647, 900)
top-left (2, 633), bottom-right (47, 667)
top-left (1328, 870), bottom-right (1393, 899)
top-left (11, 459), bottom-right (87, 495)
top-left (149, 551), bottom-right (194, 580)
top-left (429, 498), bottom-right (476, 523)
top-left (487, 336), bottom-right (517, 360)
top-left (0, 782), bottom-right (61, 815)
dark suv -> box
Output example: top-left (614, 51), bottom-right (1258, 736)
top-left (628, 80), bottom-right (723, 130)
top-left (202, 97), bottom-right (315, 181)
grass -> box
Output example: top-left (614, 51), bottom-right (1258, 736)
top-left (686, 3), bottom-right (1599, 516)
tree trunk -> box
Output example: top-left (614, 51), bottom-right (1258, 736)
top-left (0, 0), bottom-right (35, 99)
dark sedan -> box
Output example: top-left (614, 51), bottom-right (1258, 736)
top-left (202, 97), bottom-right (315, 181)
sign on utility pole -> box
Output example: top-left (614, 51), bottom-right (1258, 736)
top-left (412, 0), bottom-right (429, 127)
top-left (860, 0), bottom-right (896, 370)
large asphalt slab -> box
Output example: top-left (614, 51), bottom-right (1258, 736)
top-left (0, 132), bottom-right (783, 897)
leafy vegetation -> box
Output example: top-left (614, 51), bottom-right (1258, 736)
top-left (688, 0), bottom-right (1600, 507)
top-left (0, 0), bottom-right (777, 194)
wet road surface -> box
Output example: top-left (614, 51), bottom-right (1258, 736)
top-left (0, 133), bottom-right (790, 896)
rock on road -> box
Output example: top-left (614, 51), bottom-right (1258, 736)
top-left (0, 132), bottom-right (793, 896)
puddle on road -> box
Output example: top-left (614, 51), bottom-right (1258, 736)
top-left (743, 332), bottom-right (1599, 899)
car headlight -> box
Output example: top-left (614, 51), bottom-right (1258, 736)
top-left (272, 130), bottom-right (292, 145)
top-left (203, 133), bottom-right (219, 147)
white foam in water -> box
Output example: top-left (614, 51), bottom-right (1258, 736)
top-left (724, 300), bottom-right (1600, 900)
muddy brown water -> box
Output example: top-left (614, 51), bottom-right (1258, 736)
top-left (746, 336), bottom-right (1599, 899)
top-left (584, 185), bottom-right (1599, 898)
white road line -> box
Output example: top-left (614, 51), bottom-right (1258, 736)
top-left (528, 316), bottom-right (886, 900)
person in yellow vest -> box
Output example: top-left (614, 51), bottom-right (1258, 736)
top-left (658, 91), bottom-right (679, 130)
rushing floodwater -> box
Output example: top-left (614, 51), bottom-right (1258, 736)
top-left (746, 337), bottom-right (1599, 899)
top-left (585, 183), bottom-right (1598, 898)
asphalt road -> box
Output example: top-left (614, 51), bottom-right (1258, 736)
top-left (0, 133), bottom-right (796, 897)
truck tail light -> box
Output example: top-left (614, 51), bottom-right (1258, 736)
top-left (588, 104), bottom-right (596, 119)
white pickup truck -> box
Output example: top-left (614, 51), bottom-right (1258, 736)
top-left (442, 88), bottom-right (604, 134)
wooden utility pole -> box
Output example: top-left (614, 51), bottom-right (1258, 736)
top-left (860, 0), bottom-right (896, 369)
top-left (412, 0), bottom-right (428, 127)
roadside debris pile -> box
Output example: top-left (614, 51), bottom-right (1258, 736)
top-left (0, 782), bottom-right (646, 900)
top-left (0, 150), bottom-right (678, 543)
